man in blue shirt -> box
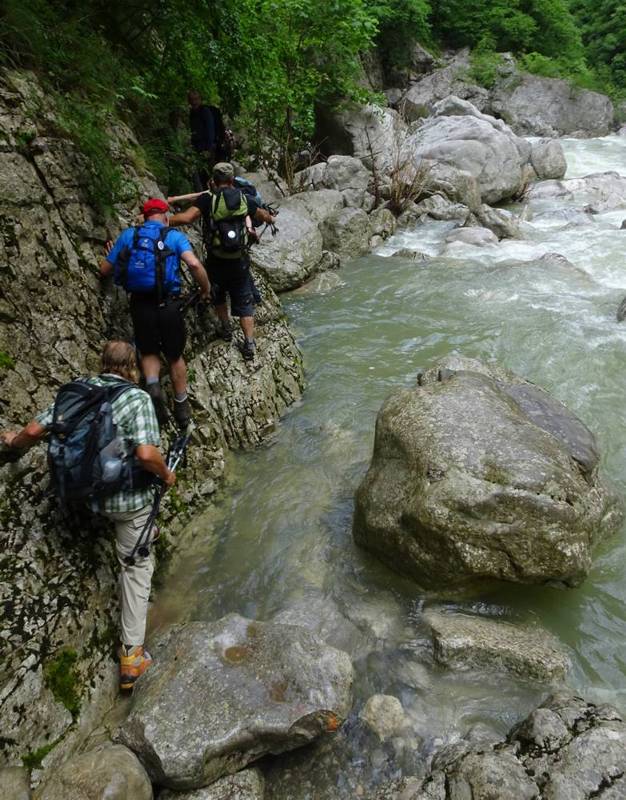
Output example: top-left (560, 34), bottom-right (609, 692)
top-left (100, 198), bottom-right (210, 428)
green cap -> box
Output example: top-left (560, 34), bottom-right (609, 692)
top-left (213, 162), bottom-right (234, 181)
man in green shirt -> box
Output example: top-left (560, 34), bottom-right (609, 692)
top-left (1, 341), bottom-right (174, 691)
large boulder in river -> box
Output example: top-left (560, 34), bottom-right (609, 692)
top-left (353, 357), bottom-right (623, 589)
top-left (250, 205), bottom-right (323, 291)
top-left (381, 693), bottom-right (626, 800)
top-left (530, 138), bottom-right (567, 180)
top-left (402, 98), bottom-right (530, 203)
top-left (118, 615), bottom-right (353, 790)
top-left (490, 72), bottom-right (614, 137)
top-left (320, 207), bottom-right (371, 258)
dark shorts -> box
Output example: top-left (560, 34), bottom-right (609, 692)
top-left (129, 294), bottom-right (186, 361)
top-left (208, 257), bottom-right (256, 318)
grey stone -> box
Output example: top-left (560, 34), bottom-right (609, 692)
top-left (382, 694), bottom-right (626, 800)
top-left (424, 609), bottom-right (570, 682)
top-left (411, 195), bottom-right (470, 222)
top-left (118, 616), bottom-right (353, 789)
top-left (33, 744), bottom-right (152, 800)
top-left (353, 356), bottom-right (623, 589)
top-left (490, 73), bottom-right (614, 137)
top-left (250, 206), bottom-right (324, 291)
top-left (527, 171), bottom-right (626, 213)
top-left (445, 226), bottom-right (498, 246)
top-left (400, 52), bottom-right (488, 121)
top-left (359, 695), bottom-right (407, 741)
top-left (323, 155), bottom-right (371, 195)
top-left (0, 767), bottom-right (30, 800)
top-left (283, 189), bottom-right (344, 225)
top-left (402, 104), bottom-right (529, 203)
top-left (369, 207), bottom-right (397, 240)
top-left (530, 139), bottom-right (567, 180)
top-left (423, 161), bottom-right (482, 211)
top-left (159, 769), bottom-right (264, 800)
top-left (618, 297), bottom-right (626, 323)
top-left (474, 204), bottom-right (521, 239)
top-left (320, 207), bottom-right (371, 258)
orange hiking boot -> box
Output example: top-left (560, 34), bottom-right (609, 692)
top-left (119, 645), bottom-right (153, 691)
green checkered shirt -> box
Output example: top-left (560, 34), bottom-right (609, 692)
top-left (37, 374), bottom-right (161, 513)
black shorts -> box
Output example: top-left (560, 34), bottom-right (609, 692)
top-left (208, 257), bottom-right (256, 318)
top-left (129, 294), bottom-right (186, 361)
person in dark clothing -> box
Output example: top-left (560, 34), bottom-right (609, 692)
top-left (169, 163), bottom-right (270, 361)
top-left (188, 90), bottom-right (231, 191)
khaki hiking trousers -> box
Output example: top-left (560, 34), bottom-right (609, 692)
top-left (104, 504), bottom-right (155, 647)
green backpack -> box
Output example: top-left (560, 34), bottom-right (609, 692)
top-left (205, 187), bottom-right (249, 258)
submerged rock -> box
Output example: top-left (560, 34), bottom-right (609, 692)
top-left (353, 356), bottom-right (622, 589)
top-left (33, 744), bottom-right (152, 800)
top-left (118, 615), bottom-right (353, 790)
top-left (159, 769), bottom-right (264, 800)
top-left (444, 227), bottom-right (498, 247)
top-left (382, 693), bottom-right (626, 800)
top-left (359, 695), bottom-right (408, 741)
top-left (424, 609), bottom-right (569, 682)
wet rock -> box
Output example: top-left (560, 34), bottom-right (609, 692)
top-left (369, 207), bottom-right (397, 241)
top-left (386, 693), bottom-right (626, 800)
top-left (250, 206), bottom-right (324, 291)
top-left (400, 52), bottom-right (488, 120)
top-left (527, 171), bottom-right (626, 212)
top-left (159, 769), bottom-right (264, 800)
top-left (474, 204), bottom-right (520, 239)
top-left (530, 139), bottom-right (567, 180)
top-left (490, 73), bottom-right (614, 137)
top-left (33, 744), bottom-right (152, 800)
top-left (118, 615), bottom-right (353, 790)
top-left (320, 207), bottom-right (371, 258)
top-left (360, 695), bottom-right (407, 741)
top-left (424, 162), bottom-right (482, 211)
top-left (0, 767), bottom-right (30, 800)
top-left (402, 100), bottom-right (529, 204)
top-left (445, 227), bottom-right (498, 247)
top-left (411, 195), bottom-right (470, 222)
top-left (353, 356), bottom-right (623, 589)
top-left (424, 609), bottom-right (569, 682)
top-left (283, 189), bottom-right (344, 225)
top-left (390, 248), bottom-right (428, 260)
top-left (272, 593), bottom-right (365, 656)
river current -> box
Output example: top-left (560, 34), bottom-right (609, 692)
top-left (154, 135), bottom-right (626, 797)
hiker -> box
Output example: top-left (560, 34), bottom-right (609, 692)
top-left (0, 341), bottom-right (173, 691)
top-left (188, 90), bottom-right (231, 191)
top-left (99, 198), bottom-right (210, 428)
top-left (168, 163), bottom-right (272, 360)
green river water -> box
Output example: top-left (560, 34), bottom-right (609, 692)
top-left (153, 135), bottom-right (626, 797)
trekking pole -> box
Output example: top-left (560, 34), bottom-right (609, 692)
top-left (123, 427), bottom-right (193, 566)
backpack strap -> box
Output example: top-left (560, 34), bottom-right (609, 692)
top-left (153, 226), bottom-right (176, 305)
top-left (114, 227), bottom-right (140, 290)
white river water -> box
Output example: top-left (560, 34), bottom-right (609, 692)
top-left (153, 134), bottom-right (626, 797)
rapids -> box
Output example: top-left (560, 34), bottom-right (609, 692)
top-left (153, 134), bottom-right (626, 797)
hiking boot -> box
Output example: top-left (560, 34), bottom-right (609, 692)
top-left (119, 645), bottom-right (152, 691)
top-left (217, 319), bottom-right (234, 341)
top-left (146, 382), bottom-right (169, 427)
top-left (173, 396), bottom-right (192, 430)
top-left (241, 337), bottom-right (256, 361)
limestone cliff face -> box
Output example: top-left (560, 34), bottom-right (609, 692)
top-left (0, 70), bottom-right (304, 766)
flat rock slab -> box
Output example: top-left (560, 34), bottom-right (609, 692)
top-left (33, 744), bottom-right (152, 800)
top-left (353, 356), bottom-right (623, 589)
top-left (0, 767), bottom-right (30, 800)
top-left (160, 768), bottom-right (264, 800)
top-left (424, 609), bottom-right (569, 682)
top-left (118, 615), bottom-right (353, 790)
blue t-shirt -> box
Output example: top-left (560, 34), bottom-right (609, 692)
top-left (107, 221), bottom-right (193, 295)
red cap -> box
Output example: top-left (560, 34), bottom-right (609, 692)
top-left (142, 198), bottom-right (169, 217)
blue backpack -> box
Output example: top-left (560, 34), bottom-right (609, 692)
top-left (114, 225), bottom-right (181, 299)
top-left (234, 176), bottom-right (263, 207)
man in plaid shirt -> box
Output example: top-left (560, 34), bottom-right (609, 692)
top-left (1, 341), bottom-right (174, 690)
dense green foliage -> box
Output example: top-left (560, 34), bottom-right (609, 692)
top-left (1, 0), bottom-right (623, 208)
